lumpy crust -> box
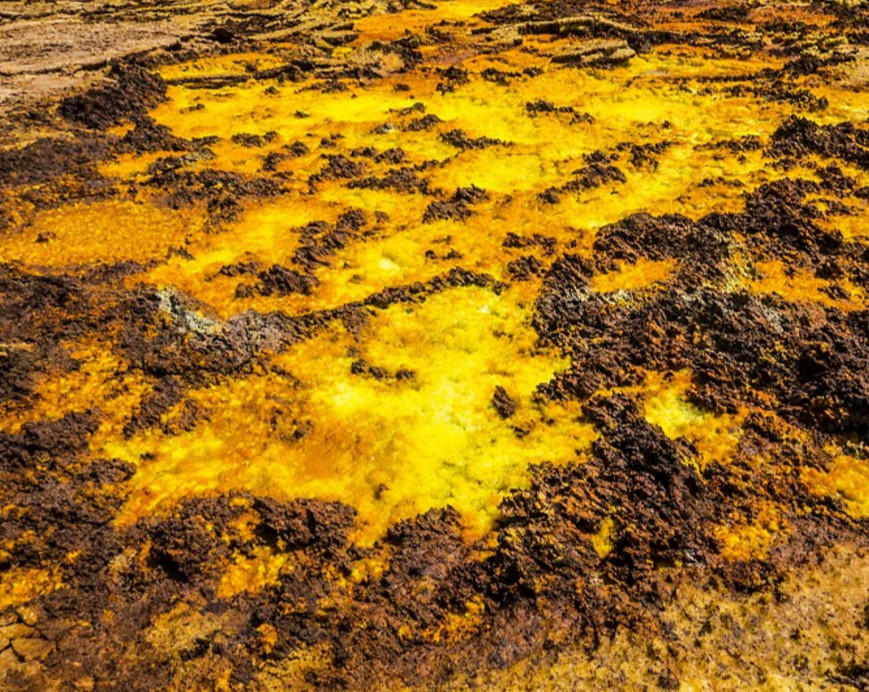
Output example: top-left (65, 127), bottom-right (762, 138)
top-left (0, 0), bottom-right (867, 689)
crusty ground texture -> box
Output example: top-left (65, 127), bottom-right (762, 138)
top-left (0, 0), bottom-right (867, 690)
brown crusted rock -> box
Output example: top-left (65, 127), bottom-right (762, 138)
top-left (506, 255), bottom-right (546, 281)
top-left (492, 386), bottom-right (518, 418)
top-left (550, 39), bottom-right (636, 67)
top-left (541, 161), bottom-right (626, 202)
top-left (252, 497), bottom-right (356, 551)
top-left (59, 63), bottom-right (168, 130)
top-left (313, 154), bottom-right (364, 180)
top-left (0, 623), bottom-right (34, 651)
top-left (0, 2), bottom-right (867, 689)
top-left (593, 212), bottom-right (730, 271)
top-left (0, 411), bottom-right (98, 471)
top-left (350, 167), bottom-right (432, 194)
top-left (11, 636), bottom-right (55, 661)
top-left (255, 265), bottom-right (318, 296)
top-left (519, 15), bottom-right (641, 39)
top-left (0, 344), bottom-right (39, 404)
top-left (405, 114), bottom-right (443, 132)
top-left (769, 116), bottom-right (869, 170)
top-left (0, 136), bottom-right (112, 187)
top-left (320, 30), bottom-right (359, 47)
top-left (440, 129), bottom-right (507, 150)
top-left (423, 185), bottom-right (489, 223)
top-left (696, 5), bottom-right (751, 23)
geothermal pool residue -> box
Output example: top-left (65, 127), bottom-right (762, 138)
top-left (0, 0), bottom-right (867, 689)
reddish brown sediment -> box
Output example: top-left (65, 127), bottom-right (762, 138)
top-left (0, 0), bottom-right (867, 689)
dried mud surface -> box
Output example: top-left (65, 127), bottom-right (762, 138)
top-left (1, 0), bottom-right (868, 690)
